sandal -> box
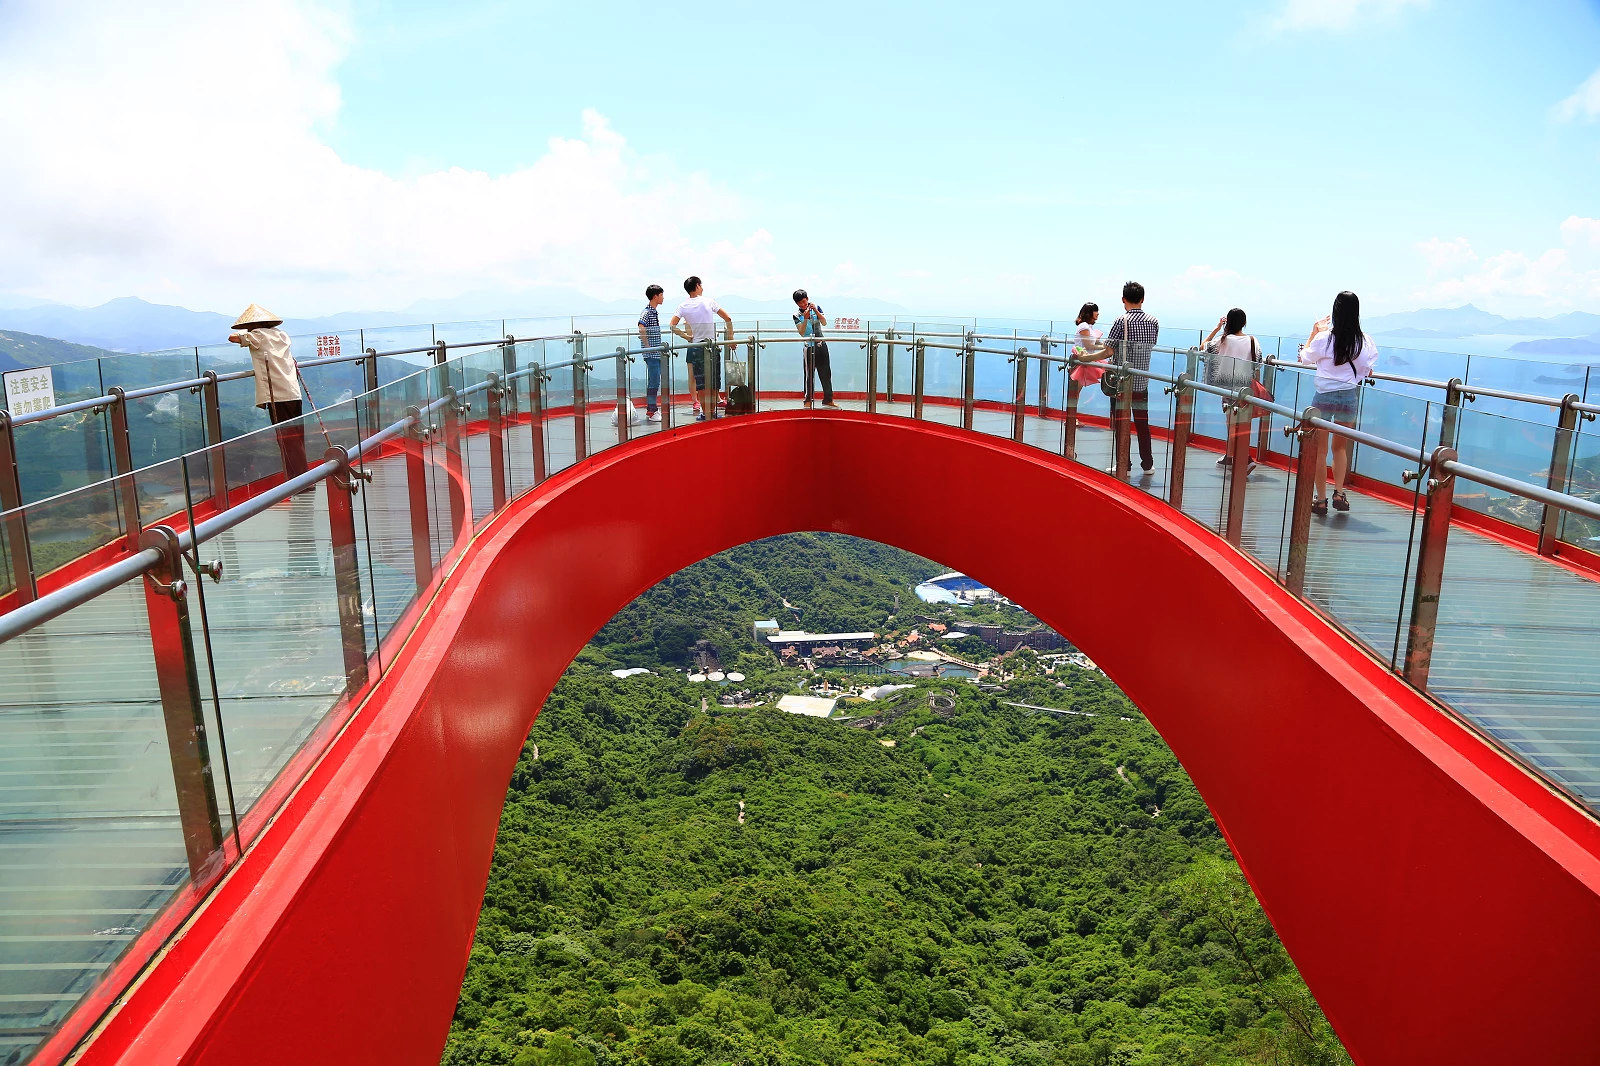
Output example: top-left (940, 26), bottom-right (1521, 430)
top-left (1332, 490), bottom-right (1350, 512)
top-left (1311, 497), bottom-right (1328, 517)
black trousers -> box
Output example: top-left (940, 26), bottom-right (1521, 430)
top-left (265, 399), bottom-right (308, 479)
top-left (1131, 389), bottom-right (1153, 468)
top-left (803, 344), bottom-right (833, 404)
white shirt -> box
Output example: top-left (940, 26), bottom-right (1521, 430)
top-left (675, 295), bottom-right (722, 342)
top-left (1211, 333), bottom-right (1258, 388)
top-left (1300, 332), bottom-right (1377, 394)
top-left (235, 327), bottom-right (302, 407)
top-left (1074, 323), bottom-right (1102, 350)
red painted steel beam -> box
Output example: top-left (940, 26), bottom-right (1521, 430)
top-left (69, 412), bottom-right (1600, 1066)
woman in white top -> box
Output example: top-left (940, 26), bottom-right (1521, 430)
top-left (1299, 291), bottom-right (1379, 515)
top-left (1203, 307), bottom-right (1261, 471)
top-left (1066, 302), bottom-right (1108, 460)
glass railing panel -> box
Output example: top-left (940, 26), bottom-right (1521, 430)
top-left (7, 470), bottom-right (122, 585)
top-left (297, 340), bottom-right (368, 414)
top-left (98, 348), bottom-right (200, 393)
top-left (753, 327), bottom-right (802, 406)
top-left (349, 371), bottom-right (433, 647)
top-left (0, 558), bottom-right (212, 1065)
top-left (1370, 344), bottom-right (1467, 398)
top-left (819, 333), bottom-right (866, 412)
top-left (582, 344), bottom-right (627, 452)
top-left (361, 324), bottom-right (436, 385)
top-left (432, 320), bottom-right (504, 349)
top-left (502, 339), bottom-right (547, 497)
top-left (1463, 352), bottom-right (1582, 422)
top-left (8, 358), bottom-right (115, 509)
top-left (1425, 514), bottom-right (1600, 809)
top-left (1349, 385), bottom-right (1436, 492)
top-left (174, 448), bottom-right (353, 849)
top-left (1300, 402), bottom-right (1433, 671)
top-left (443, 345), bottom-right (508, 526)
top-left (1446, 406), bottom-right (1563, 531)
top-left (542, 353), bottom-right (579, 476)
top-left (1557, 421), bottom-right (1600, 553)
top-left (967, 349), bottom-right (1015, 441)
top-left (124, 386), bottom-right (211, 516)
top-left (917, 335), bottom-right (964, 427)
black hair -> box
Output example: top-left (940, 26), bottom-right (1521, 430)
top-left (1330, 291), bottom-right (1363, 367)
top-left (684, 276), bottom-right (702, 296)
top-left (1224, 307), bottom-right (1247, 336)
top-left (1075, 302), bottom-right (1098, 325)
top-left (645, 284), bottom-right (663, 300)
top-left (1121, 280), bottom-right (1145, 304)
top-left (792, 289), bottom-right (809, 305)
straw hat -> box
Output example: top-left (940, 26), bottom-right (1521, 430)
top-left (232, 304), bottom-right (282, 329)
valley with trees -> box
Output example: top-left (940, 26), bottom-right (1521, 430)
top-left (441, 534), bottom-right (1349, 1066)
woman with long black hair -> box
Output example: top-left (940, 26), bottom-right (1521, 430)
top-left (1299, 291), bottom-right (1378, 515)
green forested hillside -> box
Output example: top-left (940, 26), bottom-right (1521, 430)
top-left (0, 329), bottom-right (114, 372)
top-left (587, 534), bottom-right (934, 670)
top-left (444, 656), bottom-right (1348, 1062)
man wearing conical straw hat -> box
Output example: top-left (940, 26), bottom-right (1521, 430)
top-left (228, 304), bottom-right (307, 479)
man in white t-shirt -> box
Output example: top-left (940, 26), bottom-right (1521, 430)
top-left (669, 275), bottom-right (734, 421)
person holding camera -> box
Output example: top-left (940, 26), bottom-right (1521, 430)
top-left (793, 289), bottom-right (835, 408)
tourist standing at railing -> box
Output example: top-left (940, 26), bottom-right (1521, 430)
top-left (793, 289), bottom-right (836, 408)
top-left (227, 304), bottom-right (307, 479)
top-left (638, 284), bottom-right (665, 423)
top-left (1104, 281), bottom-right (1159, 473)
top-left (670, 276), bottom-right (734, 422)
top-left (1299, 290), bottom-right (1378, 515)
top-left (1204, 308), bottom-right (1262, 472)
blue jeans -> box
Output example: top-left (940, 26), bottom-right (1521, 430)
top-left (644, 357), bottom-right (661, 413)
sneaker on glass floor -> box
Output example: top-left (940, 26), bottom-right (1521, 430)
top-left (646, 410), bottom-right (660, 423)
top-left (1216, 454), bottom-right (1230, 467)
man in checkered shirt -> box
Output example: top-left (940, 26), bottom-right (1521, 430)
top-left (1104, 280), bottom-right (1160, 473)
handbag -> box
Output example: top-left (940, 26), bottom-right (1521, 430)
top-left (1247, 338), bottom-right (1272, 417)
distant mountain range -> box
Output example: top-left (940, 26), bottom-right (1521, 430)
top-left (0, 292), bottom-right (911, 356)
top-left (1367, 304), bottom-right (1600, 340)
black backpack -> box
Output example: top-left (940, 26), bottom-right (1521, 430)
top-left (726, 383), bottom-right (755, 415)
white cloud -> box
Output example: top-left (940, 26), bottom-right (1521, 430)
top-left (0, 0), bottom-right (775, 316)
top-left (1411, 217), bottom-right (1600, 315)
top-left (1415, 237), bottom-right (1476, 275)
top-left (1271, 0), bottom-right (1428, 32)
top-left (1554, 67), bottom-right (1600, 123)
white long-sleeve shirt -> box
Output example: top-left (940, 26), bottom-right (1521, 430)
top-left (235, 327), bottom-right (302, 407)
top-left (1300, 331), bottom-right (1377, 394)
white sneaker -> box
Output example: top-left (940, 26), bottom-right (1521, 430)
top-left (646, 411), bottom-right (660, 423)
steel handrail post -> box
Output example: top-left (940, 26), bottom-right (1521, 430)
top-left (1165, 373), bottom-right (1194, 508)
top-left (660, 347), bottom-right (675, 430)
top-left (322, 447), bottom-right (372, 692)
top-left (1538, 394), bottom-right (1588, 556)
top-left (500, 335), bottom-right (519, 424)
top-left (1255, 359), bottom-right (1277, 461)
top-left (867, 335), bottom-right (879, 414)
top-left (1439, 377), bottom-right (1468, 448)
top-left (0, 412), bottom-right (37, 604)
top-left (961, 331), bottom-right (977, 431)
top-left (1037, 336), bottom-right (1051, 417)
top-left (486, 372), bottom-right (508, 511)
top-left (747, 335), bottom-right (759, 413)
top-left (200, 371), bottom-right (229, 506)
top-left (139, 525), bottom-right (225, 883)
top-left (403, 406), bottom-right (434, 591)
top-left (1010, 349), bottom-right (1027, 442)
top-left (528, 365), bottom-right (549, 483)
top-left (884, 328), bottom-right (896, 404)
top-left (1224, 387), bottom-right (1254, 547)
top-left (1402, 447), bottom-right (1459, 689)
top-left (614, 347), bottom-right (631, 445)
top-left (441, 386), bottom-right (469, 539)
top-left (912, 338), bottom-right (927, 420)
top-left (1282, 407), bottom-right (1323, 595)
top-left (1063, 359), bottom-right (1082, 459)
top-left (1111, 363), bottom-right (1133, 479)
top-left (107, 387), bottom-right (142, 551)
top-left (572, 357), bottom-right (589, 461)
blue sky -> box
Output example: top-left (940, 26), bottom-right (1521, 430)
top-left (0, 0), bottom-right (1597, 326)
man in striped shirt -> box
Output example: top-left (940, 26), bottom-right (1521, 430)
top-left (1104, 280), bottom-right (1160, 473)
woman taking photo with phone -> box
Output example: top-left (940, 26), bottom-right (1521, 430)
top-left (1299, 290), bottom-right (1378, 515)
top-left (1203, 307), bottom-right (1261, 472)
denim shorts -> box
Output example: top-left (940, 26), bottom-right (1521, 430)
top-left (1313, 388), bottom-right (1359, 421)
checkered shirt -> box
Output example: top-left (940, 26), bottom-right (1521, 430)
top-left (1105, 309), bottom-right (1160, 391)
